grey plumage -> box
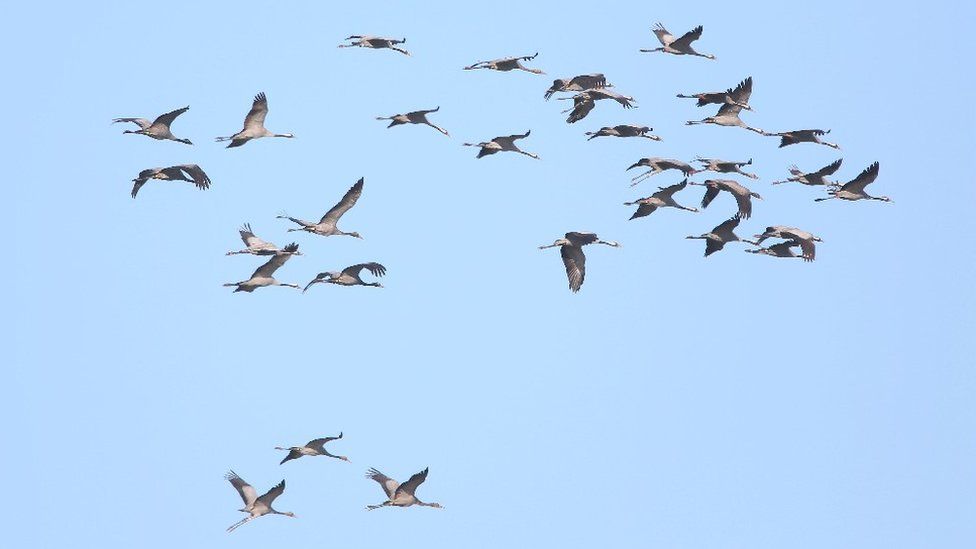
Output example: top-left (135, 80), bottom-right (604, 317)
top-left (624, 179), bottom-right (698, 220)
top-left (223, 243), bottom-right (302, 292)
top-left (545, 73), bottom-right (609, 100)
top-left (689, 179), bottom-right (762, 219)
top-left (277, 178), bottom-right (365, 238)
top-left (376, 106), bottom-right (449, 136)
top-left (463, 130), bottom-right (539, 159)
top-left (338, 35), bottom-right (410, 55)
top-left (130, 164), bottom-right (210, 198)
top-left (304, 263), bottom-right (386, 292)
top-left (113, 106), bottom-right (192, 145)
top-left (539, 232), bottom-right (620, 293)
top-left (641, 23), bottom-right (715, 59)
top-left (464, 53), bottom-right (544, 74)
top-left (686, 217), bottom-right (758, 257)
top-left (215, 92), bottom-right (294, 148)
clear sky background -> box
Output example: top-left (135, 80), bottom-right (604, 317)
top-left (5, 1), bottom-right (976, 547)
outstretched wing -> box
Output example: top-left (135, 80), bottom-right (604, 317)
top-left (152, 106), bottom-right (189, 128)
top-left (251, 244), bottom-right (298, 278)
top-left (653, 23), bottom-right (674, 46)
top-left (366, 468), bottom-right (400, 498)
top-left (670, 25), bottom-right (703, 50)
top-left (225, 470), bottom-right (258, 507)
top-left (342, 262), bottom-right (386, 278)
top-left (239, 223), bottom-right (272, 248)
top-left (653, 179), bottom-right (688, 199)
top-left (256, 480), bottom-right (285, 507)
top-left (713, 216), bottom-right (741, 237)
top-left (243, 92), bottom-right (269, 130)
top-left (630, 202), bottom-right (657, 219)
top-left (566, 99), bottom-right (595, 123)
top-left (173, 164), bottom-right (211, 190)
top-left (840, 161), bottom-right (880, 194)
top-left (321, 178), bottom-right (364, 224)
top-left (717, 78), bottom-right (751, 116)
top-left (113, 117), bottom-right (152, 129)
top-left (501, 130), bottom-right (531, 142)
top-left (700, 186), bottom-right (720, 209)
top-left (306, 433), bottom-right (343, 453)
top-left (395, 467), bottom-right (429, 497)
top-left (560, 245), bottom-right (586, 293)
top-left (814, 158), bottom-right (843, 177)
top-left (572, 73), bottom-right (607, 89)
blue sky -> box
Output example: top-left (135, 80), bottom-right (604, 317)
top-left (6, 1), bottom-right (976, 547)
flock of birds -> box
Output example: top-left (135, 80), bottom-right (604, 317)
top-left (114, 23), bottom-right (888, 294)
top-left (224, 434), bottom-right (441, 532)
top-left (110, 23), bottom-right (888, 531)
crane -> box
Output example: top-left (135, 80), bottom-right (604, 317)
top-left (463, 130), bottom-right (539, 159)
top-left (366, 467), bottom-right (444, 510)
top-left (464, 53), bottom-right (544, 74)
top-left (223, 244), bottom-right (302, 292)
top-left (626, 157), bottom-right (699, 185)
top-left (226, 224), bottom-right (287, 256)
top-left (585, 124), bottom-right (660, 141)
top-left (753, 226), bottom-right (821, 261)
top-left (685, 78), bottom-right (763, 134)
top-left (764, 129), bottom-right (840, 149)
top-left (130, 164), bottom-right (210, 198)
top-left (225, 471), bottom-right (295, 532)
top-left (276, 433), bottom-right (349, 464)
top-left (677, 77), bottom-right (755, 110)
top-left (689, 179), bottom-right (762, 219)
top-left (113, 106), bottom-right (191, 145)
top-left (694, 157), bottom-right (758, 179)
top-left (640, 23), bottom-right (715, 59)
top-left (376, 107), bottom-right (449, 136)
top-left (544, 74), bottom-right (609, 100)
top-left (686, 217), bottom-right (759, 257)
top-left (539, 232), bottom-right (620, 293)
top-left (815, 162), bottom-right (888, 203)
top-left (338, 35), bottom-right (410, 55)
top-left (215, 93), bottom-right (294, 148)
top-left (772, 159), bottom-right (843, 186)
top-left (277, 178), bottom-right (365, 238)
top-left (624, 179), bottom-right (698, 219)
top-left (304, 263), bottom-right (386, 292)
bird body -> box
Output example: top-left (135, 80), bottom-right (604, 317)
top-left (586, 124), bottom-right (660, 141)
top-left (225, 472), bottom-right (295, 532)
top-left (278, 178), bottom-right (365, 238)
top-left (376, 106), bottom-right (449, 135)
top-left (338, 35), bottom-right (410, 55)
top-left (463, 130), bottom-right (538, 159)
top-left (772, 159), bottom-right (843, 186)
top-left (366, 467), bottom-right (443, 510)
top-left (223, 244), bottom-right (302, 292)
top-left (689, 179), bottom-right (762, 219)
top-left (215, 92), bottom-right (294, 148)
top-left (113, 106), bottom-right (192, 144)
top-left (641, 23), bottom-right (715, 59)
top-left (464, 53), bottom-right (544, 73)
top-left (624, 179), bottom-right (698, 219)
top-left (276, 433), bottom-right (349, 464)
top-left (304, 263), bottom-right (386, 292)
top-left (816, 162), bottom-right (887, 202)
top-left (539, 232), bottom-right (619, 293)
top-left (130, 164), bottom-right (210, 198)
